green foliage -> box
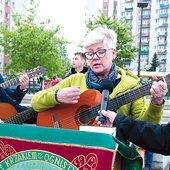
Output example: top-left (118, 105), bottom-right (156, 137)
top-left (0, 0), bottom-right (71, 78)
top-left (86, 11), bottom-right (138, 67)
top-left (147, 52), bottom-right (160, 71)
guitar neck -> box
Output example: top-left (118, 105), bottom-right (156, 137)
top-left (0, 66), bottom-right (46, 89)
top-left (107, 83), bottom-right (152, 110)
top-left (88, 79), bottom-right (158, 120)
top-left (0, 77), bottom-right (20, 89)
top-left (4, 108), bottom-right (38, 124)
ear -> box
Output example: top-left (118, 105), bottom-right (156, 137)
top-left (112, 49), bottom-right (116, 60)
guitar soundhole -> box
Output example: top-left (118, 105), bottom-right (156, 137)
top-left (76, 105), bottom-right (93, 126)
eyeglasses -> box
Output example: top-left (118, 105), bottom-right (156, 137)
top-left (84, 48), bottom-right (113, 60)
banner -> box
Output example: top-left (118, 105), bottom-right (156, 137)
top-left (0, 123), bottom-right (118, 170)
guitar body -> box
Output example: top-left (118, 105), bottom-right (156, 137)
top-left (37, 90), bottom-right (102, 130)
top-left (0, 103), bottom-right (17, 121)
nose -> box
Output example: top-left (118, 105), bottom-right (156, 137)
top-left (93, 52), bottom-right (99, 59)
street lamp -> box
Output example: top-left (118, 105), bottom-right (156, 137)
top-left (137, 2), bottom-right (148, 77)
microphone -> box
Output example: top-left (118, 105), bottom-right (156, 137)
top-left (99, 79), bottom-right (114, 122)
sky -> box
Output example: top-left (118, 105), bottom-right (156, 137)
top-left (26, 0), bottom-right (86, 58)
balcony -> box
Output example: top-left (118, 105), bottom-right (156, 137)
top-left (141, 32), bottom-right (149, 37)
top-left (125, 7), bottom-right (133, 10)
top-left (157, 50), bottom-right (167, 55)
top-left (160, 4), bottom-right (169, 9)
top-left (141, 50), bottom-right (148, 55)
top-left (142, 41), bottom-right (149, 46)
top-left (158, 41), bottom-right (167, 45)
top-left (159, 22), bottom-right (168, 27)
top-left (158, 32), bottom-right (168, 36)
top-left (125, 15), bottom-right (133, 20)
top-left (159, 13), bottom-right (169, 18)
top-left (143, 14), bottom-right (150, 19)
top-left (142, 23), bottom-right (150, 28)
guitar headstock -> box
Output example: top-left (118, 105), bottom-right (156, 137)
top-left (164, 73), bottom-right (170, 86)
top-left (27, 66), bottom-right (46, 79)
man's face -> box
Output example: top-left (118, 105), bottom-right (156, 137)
top-left (72, 54), bottom-right (85, 69)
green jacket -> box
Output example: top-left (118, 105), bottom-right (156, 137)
top-left (31, 67), bottom-right (164, 124)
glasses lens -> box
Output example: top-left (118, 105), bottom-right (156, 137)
top-left (96, 49), bottom-right (106, 58)
top-left (85, 52), bottom-right (94, 59)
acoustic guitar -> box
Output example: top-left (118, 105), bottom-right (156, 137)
top-left (0, 103), bottom-right (37, 124)
top-left (36, 73), bottom-right (170, 130)
top-left (0, 66), bottom-right (46, 89)
top-left (1, 73), bottom-right (170, 129)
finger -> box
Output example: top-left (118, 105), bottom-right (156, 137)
top-left (157, 81), bottom-right (167, 91)
top-left (95, 116), bottom-right (99, 121)
top-left (152, 75), bottom-right (158, 80)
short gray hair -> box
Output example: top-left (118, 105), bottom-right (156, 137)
top-left (83, 27), bottom-right (117, 50)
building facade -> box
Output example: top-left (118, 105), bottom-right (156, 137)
top-left (0, 0), bottom-right (26, 75)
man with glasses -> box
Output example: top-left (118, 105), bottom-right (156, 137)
top-left (31, 27), bottom-right (167, 168)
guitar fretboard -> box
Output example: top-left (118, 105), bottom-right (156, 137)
top-left (0, 77), bottom-right (20, 89)
top-left (4, 108), bottom-right (38, 124)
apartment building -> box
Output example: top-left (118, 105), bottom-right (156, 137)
top-left (87, 0), bottom-right (170, 72)
top-left (120, 0), bottom-right (170, 72)
top-left (0, 0), bottom-right (26, 75)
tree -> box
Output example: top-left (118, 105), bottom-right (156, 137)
top-left (0, 0), bottom-right (71, 78)
top-left (86, 11), bottom-right (138, 67)
top-left (147, 52), bottom-right (160, 71)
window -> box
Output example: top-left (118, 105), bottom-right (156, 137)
top-left (0, 10), bottom-right (2, 17)
top-left (12, 2), bottom-right (15, 8)
top-left (103, 6), bottom-right (108, 10)
top-left (6, 13), bottom-right (9, 18)
top-left (6, 0), bottom-right (9, 6)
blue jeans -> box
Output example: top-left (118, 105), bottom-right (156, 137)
top-left (145, 151), bottom-right (153, 168)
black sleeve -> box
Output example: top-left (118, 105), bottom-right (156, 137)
top-left (11, 85), bottom-right (27, 104)
top-left (113, 114), bottom-right (170, 155)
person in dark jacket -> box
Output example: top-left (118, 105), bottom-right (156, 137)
top-left (0, 73), bottom-right (29, 104)
top-left (64, 52), bottom-right (88, 78)
top-left (96, 110), bottom-right (170, 155)
top-left (0, 73), bottom-right (36, 124)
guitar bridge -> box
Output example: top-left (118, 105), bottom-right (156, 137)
top-left (53, 114), bottom-right (60, 128)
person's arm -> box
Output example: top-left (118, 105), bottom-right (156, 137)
top-left (7, 74), bottom-right (29, 104)
top-left (113, 114), bottom-right (170, 155)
